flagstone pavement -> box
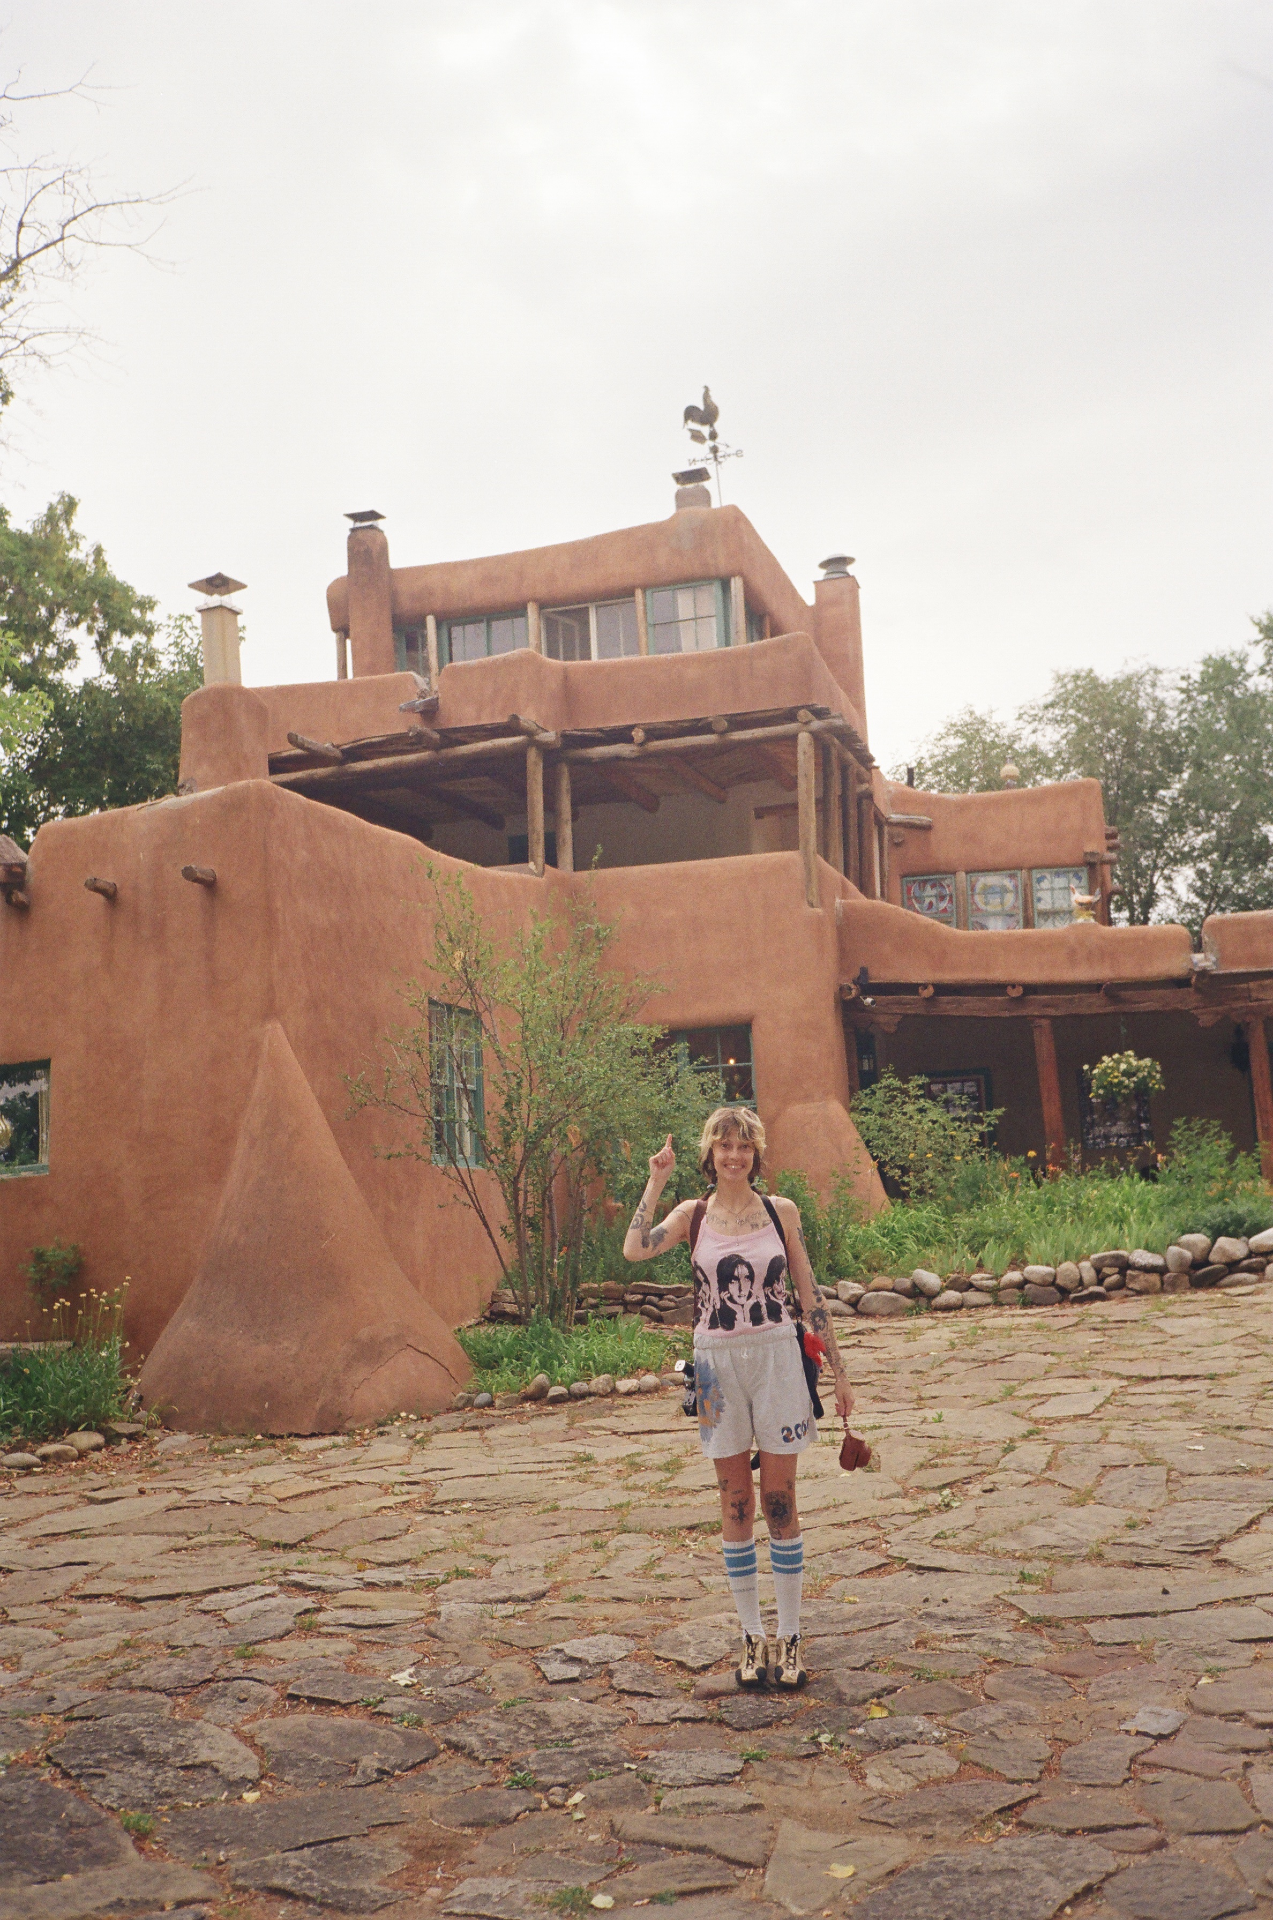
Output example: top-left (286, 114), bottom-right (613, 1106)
top-left (6, 1286), bottom-right (1273, 1920)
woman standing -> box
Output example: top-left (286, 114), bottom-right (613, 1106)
top-left (623, 1107), bottom-right (854, 1689)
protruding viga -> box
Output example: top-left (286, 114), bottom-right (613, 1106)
top-left (139, 1021), bottom-right (469, 1432)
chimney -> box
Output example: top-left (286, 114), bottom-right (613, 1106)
top-left (345, 510), bottom-right (395, 677)
top-left (812, 554), bottom-right (867, 742)
top-left (672, 466), bottom-right (712, 512)
top-left (188, 573), bottom-right (247, 686)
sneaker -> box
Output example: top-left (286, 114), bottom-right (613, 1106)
top-left (736, 1632), bottom-right (769, 1688)
top-left (772, 1632), bottom-right (807, 1689)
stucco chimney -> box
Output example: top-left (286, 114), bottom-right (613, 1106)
top-left (672, 466), bottom-right (712, 512)
top-left (813, 554), bottom-right (867, 743)
top-left (345, 510), bottom-right (396, 677)
top-left (188, 573), bottom-right (247, 686)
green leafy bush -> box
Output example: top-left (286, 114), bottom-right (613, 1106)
top-left (850, 1070), bottom-right (1002, 1200)
top-left (456, 1314), bottom-right (675, 1396)
top-left (21, 1239), bottom-right (84, 1293)
top-left (0, 1289), bottom-right (132, 1443)
top-left (777, 1117), bottom-right (1266, 1279)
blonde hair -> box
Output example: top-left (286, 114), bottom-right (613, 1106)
top-left (697, 1106), bottom-right (766, 1186)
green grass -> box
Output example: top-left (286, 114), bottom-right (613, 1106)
top-left (456, 1313), bottom-right (676, 1395)
top-left (0, 1290), bottom-right (133, 1444)
top-left (779, 1119), bottom-right (1270, 1278)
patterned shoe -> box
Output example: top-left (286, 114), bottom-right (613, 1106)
top-left (736, 1632), bottom-right (769, 1688)
top-left (772, 1632), bottom-right (807, 1689)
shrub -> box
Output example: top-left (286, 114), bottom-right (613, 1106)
top-left (21, 1239), bottom-right (84, 1294)
top-left (850, 1070), bottom-right (1002, 1201)
top-left (0, 1287), bottom-right (133, 1444)
top-left (455, 1313), bottom-right (675, 1396)
top-left (1194, 1199), bottom-right (1273, 1242)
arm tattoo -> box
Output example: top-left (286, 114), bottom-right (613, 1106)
top-left (648, 1225), bottom-right (666, 1252)
top-left (629, 1197), bottom-right (649, 1247)
top-left (808, 1285), bottom-right (849, 1381)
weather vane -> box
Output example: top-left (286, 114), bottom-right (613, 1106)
top-left (679, 387), bottom-right (742, 505)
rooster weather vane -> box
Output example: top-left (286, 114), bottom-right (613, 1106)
top-left (675, 386), bottom-right (742, 505)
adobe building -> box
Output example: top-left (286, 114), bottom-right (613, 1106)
top-left (2, 481), bottom-right (1272, 1431)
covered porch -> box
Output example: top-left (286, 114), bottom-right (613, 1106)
top-left (843, 970), bottom-right (1273, 1178)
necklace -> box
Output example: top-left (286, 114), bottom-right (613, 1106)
top-left (709, 1196), bottom-right (765, 1231)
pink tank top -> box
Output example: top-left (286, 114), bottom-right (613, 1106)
top-left (691, 1210), bottom-right (792, 1338)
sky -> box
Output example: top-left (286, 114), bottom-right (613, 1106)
top-left (2, 0), bottom-right (1271, 773)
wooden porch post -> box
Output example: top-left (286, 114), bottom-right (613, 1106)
top-left (1245, 1015), bottom-right (1273, 1182)
top-left (425, 614), bottom-right (440, 686)
top-left (825, 741), bottom-right (844, 873)
top-left (845, 760), bottom-right (860, 888)
top-left (526, 743), bottom-right (545, 876)
top-left (797, 728), bottom-right (819, 908)
top-left (554, 760), bottom-right (574, 873)
top-left (1031, 1016), bottom-right (1066, 1172)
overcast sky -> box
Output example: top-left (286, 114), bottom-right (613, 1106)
top-left (4, 1), bottom-right (1271, 772)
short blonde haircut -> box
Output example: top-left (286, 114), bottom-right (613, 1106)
top-left (698, 1106), bottom-right (766, 1185)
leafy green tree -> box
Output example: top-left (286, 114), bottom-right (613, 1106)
top-left (909, 708), bottom-right (1051, 795)
top-left (0, 494), bottom-right (198, 845)
top-left (351, 868), bottom-right (719, 1326)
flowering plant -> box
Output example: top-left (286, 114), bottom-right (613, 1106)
top-left (1085, 1051), bottom-right (1164, 1105)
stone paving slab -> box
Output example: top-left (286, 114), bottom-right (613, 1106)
top-left (8, 1287), bottom-right (1273, 1914)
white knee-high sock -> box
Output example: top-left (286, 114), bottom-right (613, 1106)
top-left (721, 1536), bottom-right (763, 1636)
top-left (769, 1534), bottom-right (804, 1638)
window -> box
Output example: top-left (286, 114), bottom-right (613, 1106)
top-left (429, 1003), bottom-right (484, 1167)
top-left (542, 599), bottom-right (642, 662)
top-left (968, 870), bottom-right (1023, 931)
top-left (441, 612), bottom-right (529, 666)
top-left (920, 1070), bottom-right (991, 1118)
top-left (1032, 867), bottom-right (1088, 930)
top-left (647, 581), bottom-right (724, 654)
top-left (0, 1059), bottom-right (50, 1176)
top-left (665, 1024), bottom-right (754, 1104)
top-left (394, 628), bottom-right (429, 677)
top-left (853, 1029), bottom-right (879, 1089)
top-left (902, 874), bottom-right (957, 925)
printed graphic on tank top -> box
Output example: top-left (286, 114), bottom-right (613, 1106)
top-left (692, 1215), bottom-right (793, 1336)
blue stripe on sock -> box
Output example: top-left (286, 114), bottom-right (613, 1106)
top-left (770, 1542), bottom-right (804, 1568)
top-left (723, 1544), bottom-right (757, 1571)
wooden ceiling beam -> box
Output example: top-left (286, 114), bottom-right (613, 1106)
top-left (595, 766), bottom-right (660, 813)
top-left (750, 743), bottom-right (797, 791)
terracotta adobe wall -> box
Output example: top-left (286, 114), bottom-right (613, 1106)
top-left (0, 780), bottom-right (883, 1417)
top-left (1201, 909), bottom-right (1273, 971)
top-left (839, 895), bottom-right (1195, 985)
top-left (883, 780), bottom-right (1110, 904)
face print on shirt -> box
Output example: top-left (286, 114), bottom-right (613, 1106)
top-left (694, 1251), bottom-right (789, 1330)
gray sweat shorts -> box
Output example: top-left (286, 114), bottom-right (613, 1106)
top-left (692, 1321), bottom-right (818, 1458)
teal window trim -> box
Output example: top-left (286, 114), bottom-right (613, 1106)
top-left (393, 627), bottom-right (428, 675)
top-left (642, 580), bottom-right (727, 655)
top-left (0, 1058), bottom-right (50, 1177)
top-left (429, 1002), bottom-right (485, 1167)
top-left (438, 611), bottom-right (529, 668)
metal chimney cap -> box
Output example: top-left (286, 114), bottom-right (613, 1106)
top-left (818, 554), bottom-right (855, 577)
top-left (345, 509), bottom-right (385, 525)
top-left (672, 467), bottom-right (710, 486)
top-left (188, 572), bottom-right (246, 597)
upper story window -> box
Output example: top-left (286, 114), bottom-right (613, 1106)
top-left (1032, 866), bottom-right (1088, 929)
top-left (0, 1059), bottom-right (50, 1177)
top-left (543, 598), bottom-right (641, 662)
top-left (647, 581), bottom-right (724, 654)
top-left (968, 869), bottom-right (1023, 932)
top-left (902, 874), bottom-right (956, 925)
top-left (395, 627), bottom-right (428, 677)
top-left (443, 612), bottom-right (528, 666)
top-left (664, 1024), bottom-right (754, 1104)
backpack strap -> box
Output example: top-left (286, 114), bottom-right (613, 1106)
top-left (689, 1197), bottom-right (709, 1256)
top-left (760, 1193), bottom-right (787, 1249)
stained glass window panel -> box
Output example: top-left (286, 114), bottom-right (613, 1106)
top-left (968, 870), bottom-right (1023, 931)
top-left (1032, 867), bottom-right (1088, 929)
top-left (902, 874), bottom-right (956, 924)
top-left (920, 1070), bottom-right (990, 1118)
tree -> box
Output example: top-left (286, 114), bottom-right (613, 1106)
top-left (0, 78), bottom-right (167, 414)
top-left (904, 623), bottom-right (1273, 932)
top-left (0, 493), bottom-right (193, 846)
top-left (350, 868), bottom-right (719, 1325)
